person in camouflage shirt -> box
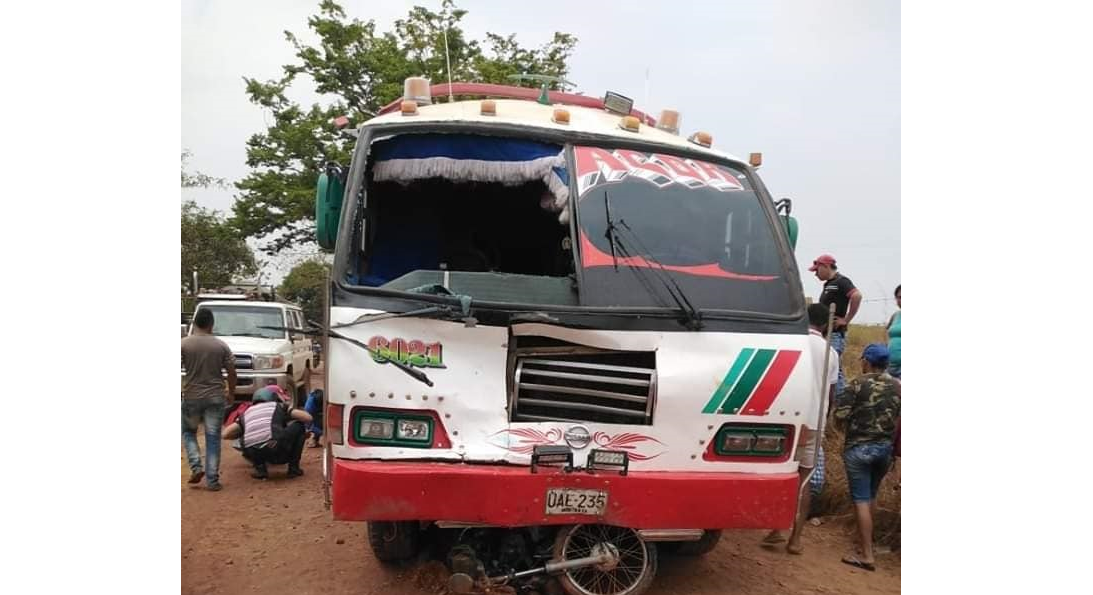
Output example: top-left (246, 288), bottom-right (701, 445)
top-left (833, 343), bottom-right (900, 572)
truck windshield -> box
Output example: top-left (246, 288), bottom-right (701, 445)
top-left (201, 306), bottom-right (286, 339)
top-left (573, 146), bottom-right (796, 315)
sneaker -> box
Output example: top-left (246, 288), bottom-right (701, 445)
top-left (187, 469), bottom-right (205, 484)
top-left (207, 482), bottom-right (223, 492)
top-left (287, 466), bottom-right (304, 478)
top-left (251, 465), bottom-right (269, 480)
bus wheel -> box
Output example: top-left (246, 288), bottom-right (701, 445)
top-left (367, 521), bottom-right (421, 563)
top-left (664, 530), bottom-right (722, 556)
top-left (553, 524), bottom-right (657, 595)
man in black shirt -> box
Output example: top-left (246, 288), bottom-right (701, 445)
top-left (809, 254), bottom-right (862, 403)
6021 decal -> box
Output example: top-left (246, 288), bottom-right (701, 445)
top-left (367, 336), bottom-right (445, 369)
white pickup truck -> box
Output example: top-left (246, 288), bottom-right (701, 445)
top-left (184, 298), bottom-right (315, 404)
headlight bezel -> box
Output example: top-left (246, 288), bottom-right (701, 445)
top-left (351, 409), bottom-right (434, 448)
top-left (713, 424), bottom-right (791, 458)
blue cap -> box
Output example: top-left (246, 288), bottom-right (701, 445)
top-left (861, 343), bottom-right (890, 366)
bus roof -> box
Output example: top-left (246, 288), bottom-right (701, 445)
top-left (362, 99), bottom-right (744, 165)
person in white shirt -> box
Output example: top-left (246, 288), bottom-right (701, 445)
top-left (763, 303), bottom-right (838, 554)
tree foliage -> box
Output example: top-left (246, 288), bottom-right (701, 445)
top-left (232, 0), bottom-right (578, 254)
top-left (181, 200), bottom-right (258, 290)
top-left (279, 259), bottom-right (331, 323)
top-left (181, 150), bottom-right (228, 189)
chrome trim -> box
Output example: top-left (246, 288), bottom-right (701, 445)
top-left (435, 521), bottom-right (499, 529)
top-left (521, 398), bottom-right (647, 418)
top-left (518, 382), bottom-right (649, 404)
top-left (637, 529), bottom-right (704, 542)
top-left (521, 359), bottom-right (654, 375)
top-left (520, 368), bottom-right (651, 387)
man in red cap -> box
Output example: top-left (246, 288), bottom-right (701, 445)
top-left (809, 254), bottom-right (862, 407)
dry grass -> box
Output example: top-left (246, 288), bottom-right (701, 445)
top-left (813, 324), bottom-right (901, 548)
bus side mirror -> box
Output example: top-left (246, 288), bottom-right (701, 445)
top-left (783, 215), bottom-right (799, 250)
top-left (315, 169), bottom-right (345, 250)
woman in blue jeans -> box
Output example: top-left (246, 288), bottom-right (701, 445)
top-left (833, 344), bottom-right (901, 571)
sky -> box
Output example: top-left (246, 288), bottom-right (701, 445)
top-left (182, 0), bottom-right (900, 323)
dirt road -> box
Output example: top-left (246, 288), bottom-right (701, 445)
top-left (182, 372), bottom-right (899, 595)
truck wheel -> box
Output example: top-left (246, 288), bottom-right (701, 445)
top-left (295, 366), bottom-right (311, 408)
top-left (553, 524), bottom-right (657, 595)
top-left (664, 530), bottom-right (722, 556)
top-left (367, 521), bottom-right (421, 563)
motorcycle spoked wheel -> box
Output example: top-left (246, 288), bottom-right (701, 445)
top-left (552, 524), bottom-right (657, 595)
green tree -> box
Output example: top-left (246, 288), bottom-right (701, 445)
top-left (181, 150), bottom-right (228, 189)
top-left (181, 200), bottom-right (258, 290)
top-left (279, 259), bottom-right (331, 323)
top-left (232, 0), bottom-right (578, 254)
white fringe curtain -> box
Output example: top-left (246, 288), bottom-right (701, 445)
top-left (372, 152), bottom-right (571, 224)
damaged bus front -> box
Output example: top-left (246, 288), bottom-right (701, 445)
top-left (316, 80), bottom-right (814, 595)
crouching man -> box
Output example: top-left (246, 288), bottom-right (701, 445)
top-left (222, 386), bottom-right (313, 479)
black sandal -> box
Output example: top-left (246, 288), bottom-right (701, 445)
top-left (841, 556), bottom-right (876, 571)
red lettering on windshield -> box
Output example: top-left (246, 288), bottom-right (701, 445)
top-left (688, 159), bottom-right (744, 191)
top-left (649, 154), bottom-right (706, 188)
top-left (574, 147), bottom-right (628, 195)
top-left (575, 146), bottom-right (748, 195)
top-left (614, 150), bottom-right (674, 188)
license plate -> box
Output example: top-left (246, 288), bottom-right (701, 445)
top-left (545, 488), bottom-right (608, 515)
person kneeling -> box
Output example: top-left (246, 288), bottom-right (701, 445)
top-left (223, 387), bottom-right (313, 479)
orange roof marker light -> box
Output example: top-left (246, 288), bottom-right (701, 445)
top-left (403, 76), bottom-right (432, 105)
top-left (552, 108), bottom-right (570, 125)
top-left (656, 109), bottom-right (681, 135)
top-left (619, 115), bottom-right (641, 133)
top-left (749, 152), bottom-right (763, 167)
top-left (401, 100), bottom-right (419, 116)
top-left (689, 131), bottom-right (713, 148)
top-left (480, 100), bottom-right (497, 116)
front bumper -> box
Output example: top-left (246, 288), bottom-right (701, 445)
top-left (332, 460), bottom-right (799, 530)
top-left (180, 371), bottom-right (293, 399)
top-left (232, 371), bottom-right (294, 397)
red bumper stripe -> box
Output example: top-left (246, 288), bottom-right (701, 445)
top-left (332, 460), bottom-right (799, 530)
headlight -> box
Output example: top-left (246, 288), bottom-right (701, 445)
top-left (396, 419), bottom-right (431, 441)
top-left (359, 418), bottom-right (395, 440)
top-left (720, 432), bottom-right (755, 454)
top-left (252, 355), bottom-right (285, 370)
top-left (753, 434), bottom-right (786, 453)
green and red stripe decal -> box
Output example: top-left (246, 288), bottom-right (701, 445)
top-left (702, 348), bottom-right (802, 415)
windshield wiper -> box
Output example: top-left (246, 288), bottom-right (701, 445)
top-left (604, 192), bottom-right (621, 271)
top-left (259, 324), bottom-right (434, 387)
top-left (612, 218), bottom-right (703, 330)
top-left (331, 302), bottom-right (476, 330)
top-left (225, 332), bottom-right (268, 338)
